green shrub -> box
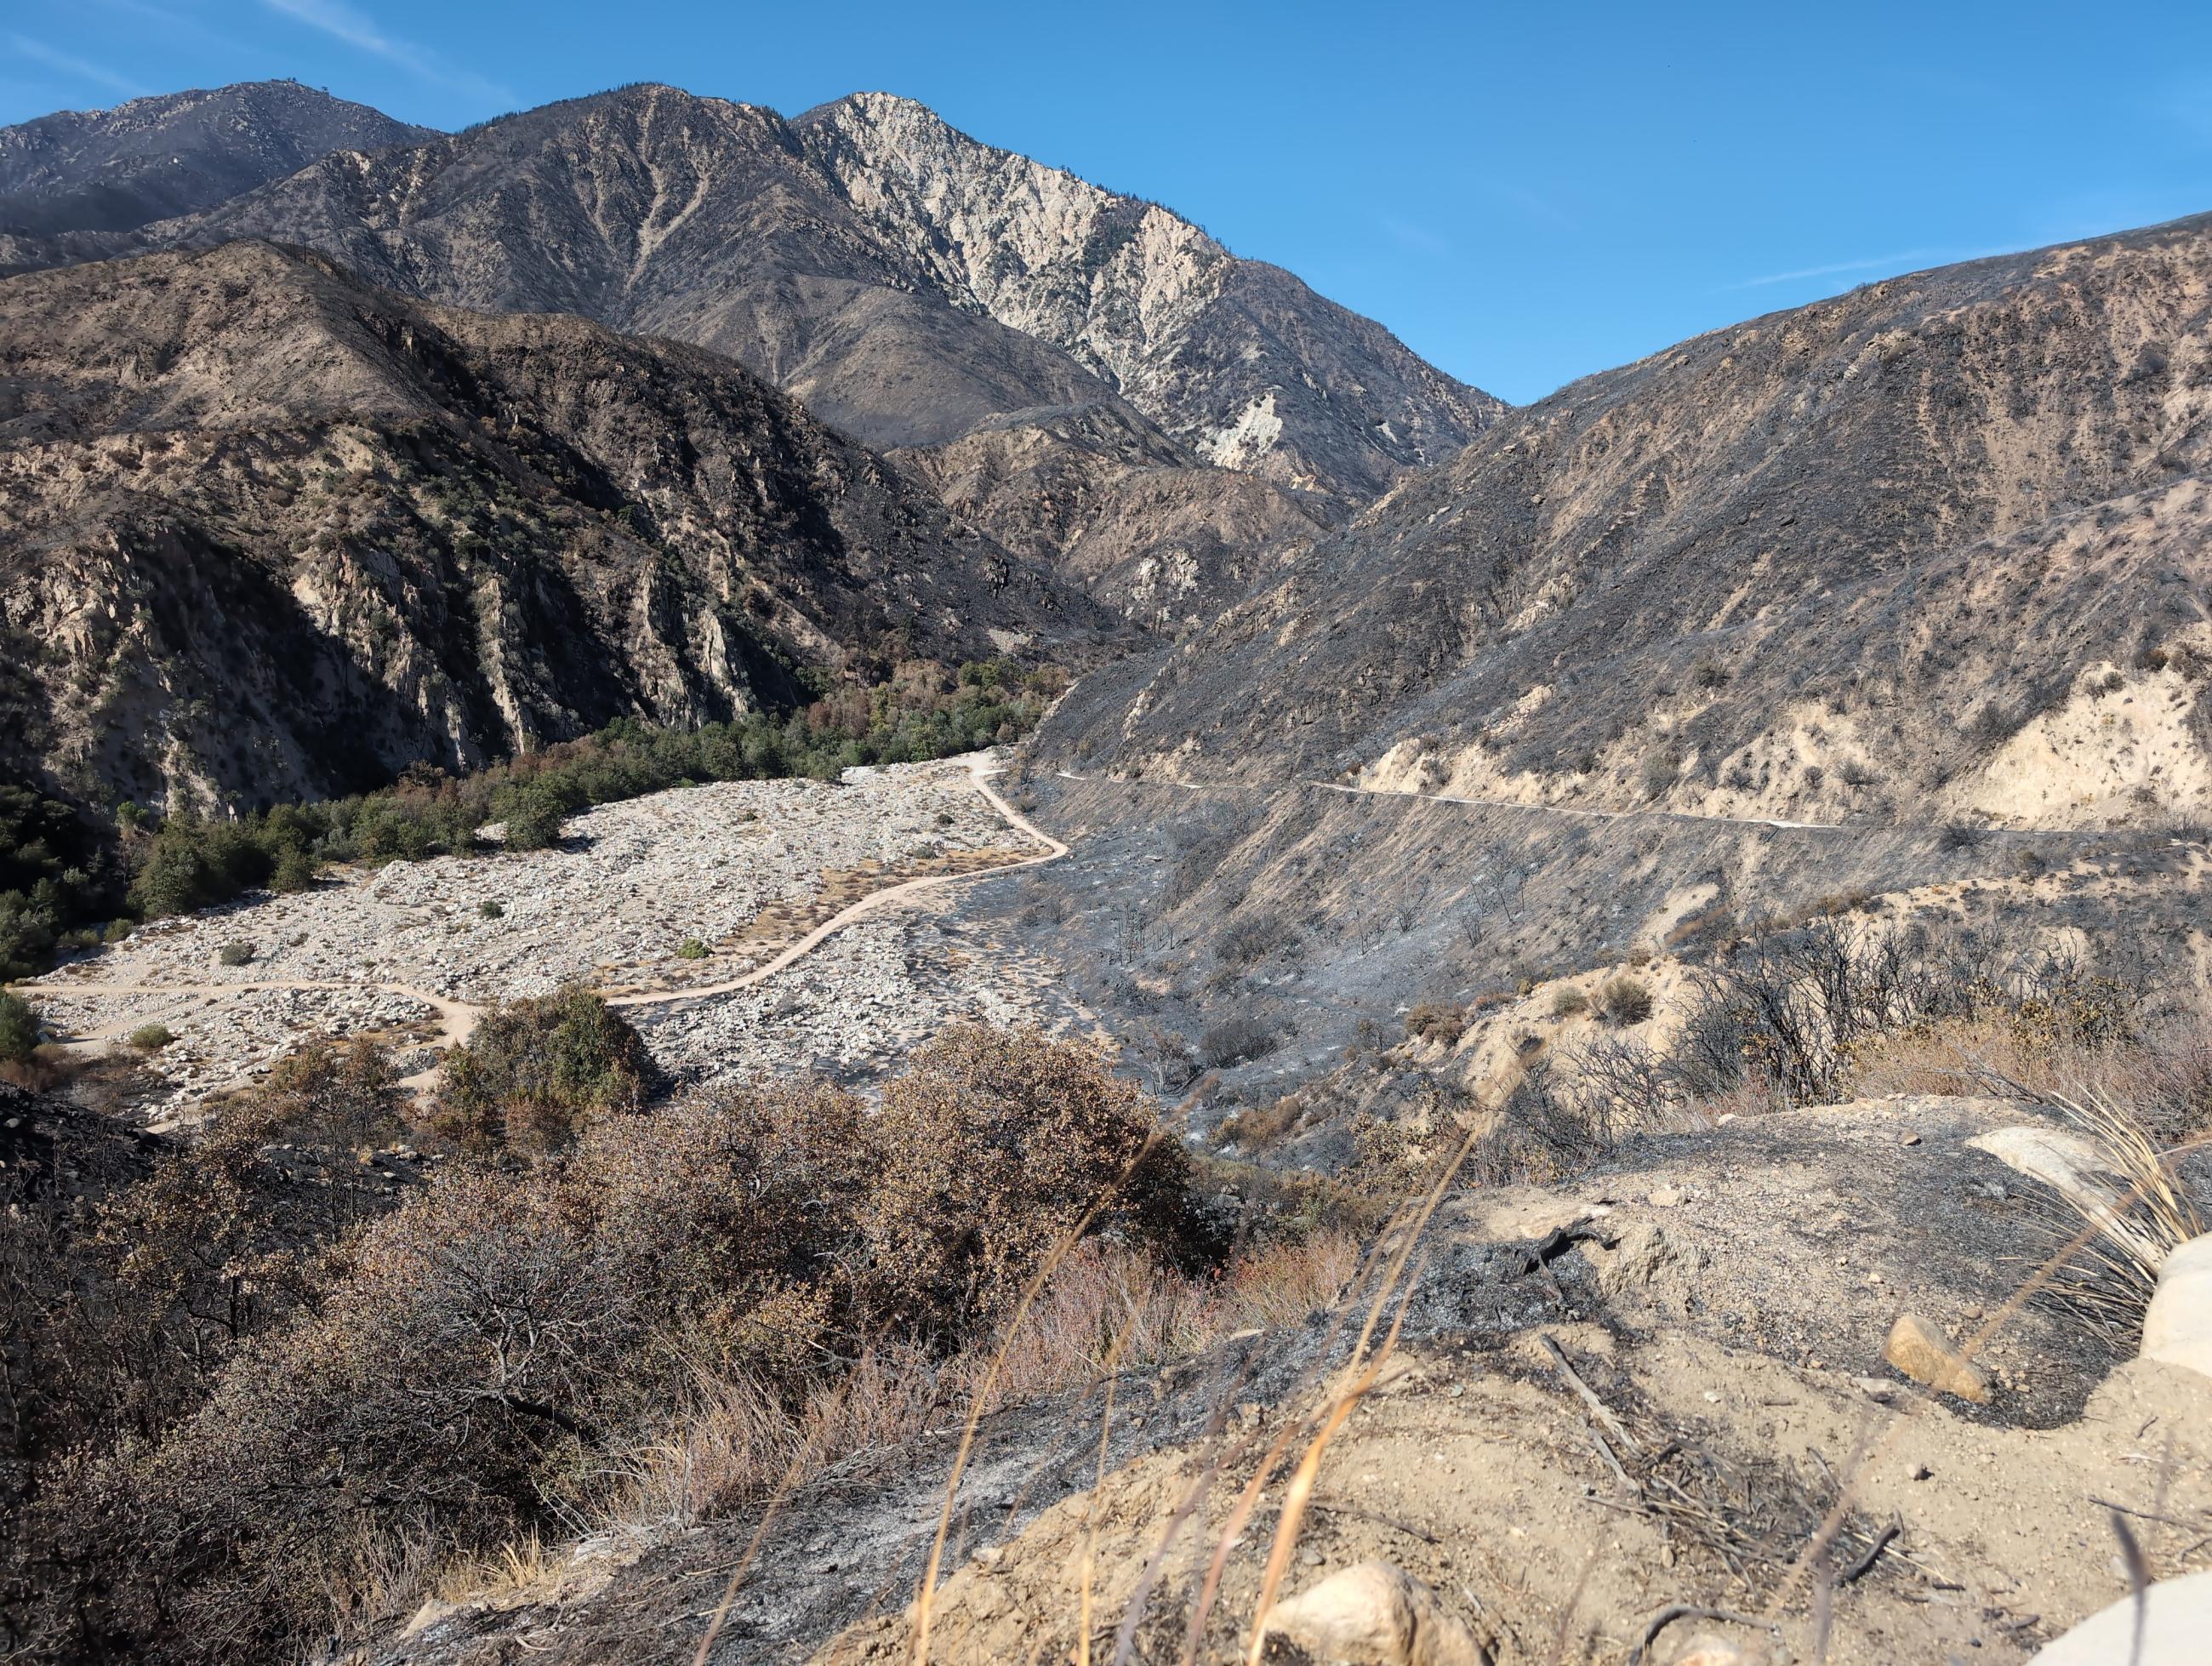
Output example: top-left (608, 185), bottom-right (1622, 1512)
top-left (492, 783), bottom-right (568, 851)
top-left (269, 847), bottom-right (317, 893)
top-left (0, 787), bottom-right (116, 978)
top-left (218, 943), bottom-right (255, 967)
top-left (676, 938), bottom-right (710, 960)
top-left (433, 986), bottom-right (653, 1155)
top-left (127, 1024), bottom-right (175, 1052)
top-left (0, 991), bottom-right (40, 1064)
top-left (129, 815), bottom-right (273, 918)
top-left (478, 899), bottom-right (505, 920)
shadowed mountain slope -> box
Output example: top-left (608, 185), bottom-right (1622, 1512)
top-left (0, 242), bottom-right (1113, 810)
top-left (1046, 214), bottom-right (2212, 831)
top-left (0, 81), bottom-right (435, 240)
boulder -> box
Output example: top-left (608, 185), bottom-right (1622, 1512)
top-left (1588, 1220), bottom-right (1709, 1319)
top-left (2028, 1568), bottom-right (2212, 1663)
top-left (2141, 1233), bottom-right (2212, 1382)
top-left (1263, 1562), bottom-right (1491, 1666)
top-left (1882, 1312), bottom-right (1993, 1403)
top-left (1967, 1126), bottom-right (2104, 1201)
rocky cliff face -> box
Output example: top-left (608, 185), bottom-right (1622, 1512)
top-left (1, 83), bottom-right (1496, 619)
top-left (0, 242), bottom-right (1111, 810)
top-left (794, 92), bottom-right (1497, 499)
top-left (1046, 214), bottom-right (2212, 830)
top-left (887, 403), bottom-right (1331, 627)
top-left (0, 81), bottom-right (434, 239)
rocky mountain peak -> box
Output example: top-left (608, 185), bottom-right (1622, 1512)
top-left (798, 91), bottom-right (1229, 389)
top-left (793, 91), bottom-right (1494, 494)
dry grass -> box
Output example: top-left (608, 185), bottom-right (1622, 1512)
top-left (434, 1532), bottom-right (558, 1603)
top-left (2043, 1088), bottom-right (2203, 1277)
top-left (593, 1231), bottom-right (1362, 1548)
top-left (1215, 1097), bottom-right (1302, 1151)
top-left (1847, 1007), bottom-right (2212, 1130)
top-left (887, 1010), bottom-right (2212, 1665)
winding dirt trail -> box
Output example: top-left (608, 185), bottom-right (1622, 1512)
top-left (1055, 767), bottom-right (2104, 836)
top-left (18, 758), bottom-right (1068, 1085)
top-left (600, 760), bottom-right (1067, 1012)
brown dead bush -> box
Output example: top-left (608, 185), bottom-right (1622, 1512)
top-left (14, 1026), bottom-right (1205, 1666)
top-left (865, 1024), bottom-right (1208, 1332)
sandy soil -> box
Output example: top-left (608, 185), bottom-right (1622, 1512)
top-left (345, 1093), bottom-right (2211, 1666)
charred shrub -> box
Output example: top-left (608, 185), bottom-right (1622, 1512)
top-left (1593, 973), bottom-right (1655, 1026)
top-left (1200, 1013), bottom-right (1281, 1068)
top-left (1405, 1001), bottom-right (1470, 1045)
top-left (1215, 910), bottom-right (1296, 967)
top-left (866, 1025), bottom-right (1205, 1328)
top-left (20, 1027), bottom-right (1200, 1666)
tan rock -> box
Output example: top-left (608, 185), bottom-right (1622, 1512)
top-left (1884, 1312), bottom-right (1993, 1403)
top-left (2141, 1232), bottom-right (2212, 1382)
top-left (1666, 1640), bottom-right (1752, 1666)
top-left (1263, 1562), bottom-right (1491, 1666)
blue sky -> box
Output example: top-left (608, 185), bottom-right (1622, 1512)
top-left (8, 0), bottom-right (2211, 402)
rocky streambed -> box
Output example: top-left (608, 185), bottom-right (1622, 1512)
top-left (22, 756), bottom-right (1080, 1114)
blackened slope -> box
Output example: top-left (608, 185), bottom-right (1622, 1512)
top-left (1045, 214), bottom-right (2212, 830)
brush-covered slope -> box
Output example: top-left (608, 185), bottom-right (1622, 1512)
top-left (887, 402), bottom-right (1331, 626)
top-left (13, 83), bottom-right (1491, 615)
top-left (1048, 214), bottom-right (2212, 830)
top-left (0, 81), bottom-right (435, 240)
top-left (0, 242), bottom-right (1110, 810)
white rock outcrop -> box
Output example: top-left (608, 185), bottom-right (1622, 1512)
top-left (2141, 1233), bottom-right (2212, 1382)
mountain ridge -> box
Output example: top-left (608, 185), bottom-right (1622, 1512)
top-left (0, 81), bottom-right (1496, 619)
top-left (0, 240), bottom-right (1115, 809)
top-left (0, 80), bottom-right (436, 239)
top-left (1041, 211), bottom-right (2212, 831)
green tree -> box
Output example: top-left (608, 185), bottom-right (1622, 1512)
top-left (0, 990), bottom-right (40, 1064)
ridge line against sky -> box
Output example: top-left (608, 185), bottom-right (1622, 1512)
top-left (6, 0), bottom-right (2210, 403)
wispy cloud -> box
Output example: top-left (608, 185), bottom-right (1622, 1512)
top-left (88, 0), bottom-right (246, 52)
top-left (9, 33), bottom-right (148, 99)
top-left (1380, 214), bottom-right (1449, 256)
top-left (1484, 181), bottom-right (1576, 231)
top-left (1722, 249), bottom-right (1939, 290)
top-left (1724, 242), bottom-right (2026, 293)
top-left (258, 0), bottom-right (514, 105)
